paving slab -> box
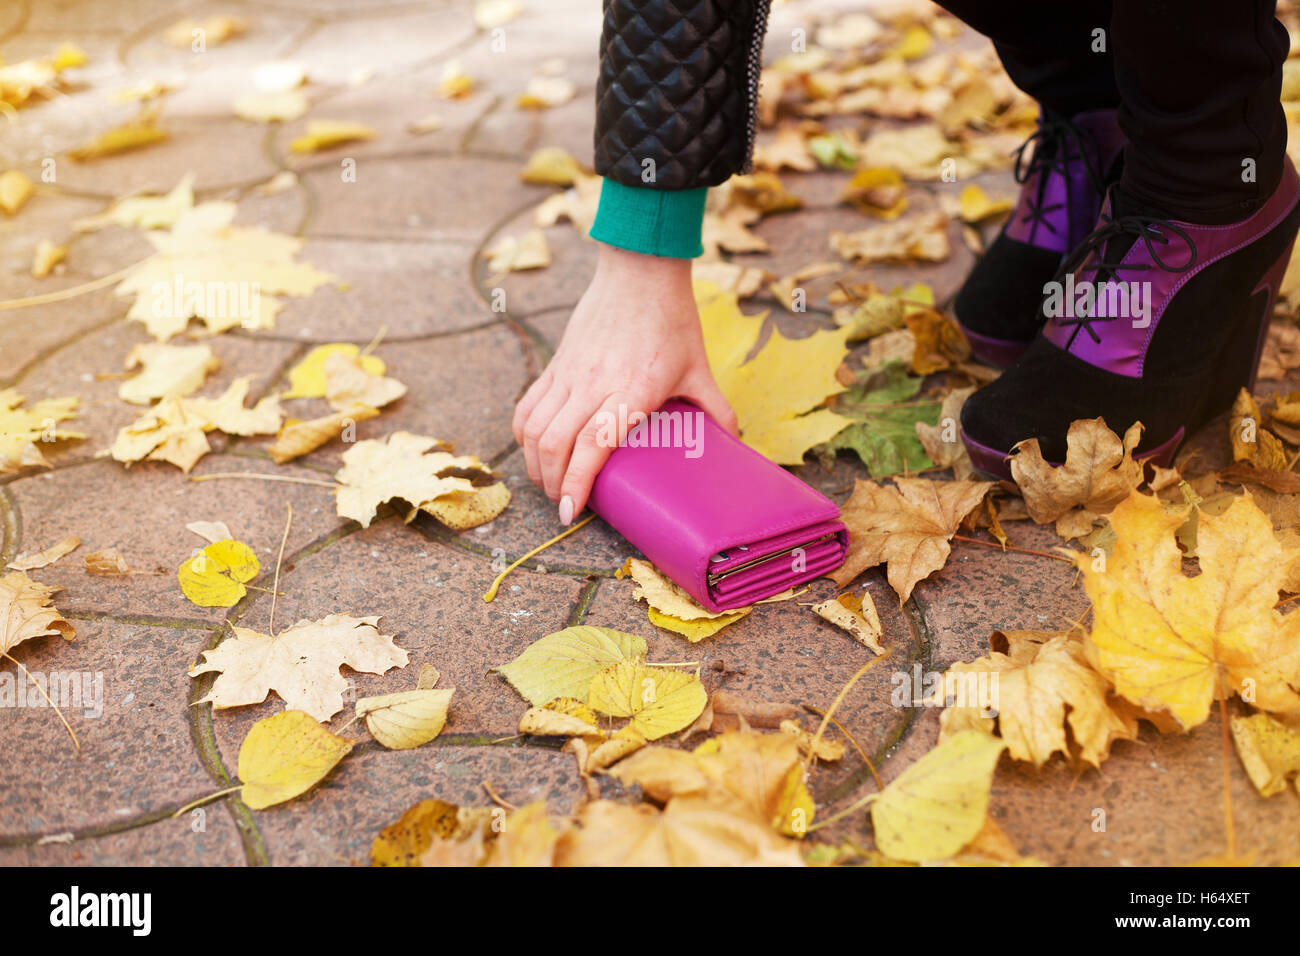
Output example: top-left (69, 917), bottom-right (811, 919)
top-left (0, 621), bottom-right (222, 836)
top-left (4, 452), bottom-right (350, 622)
top-left (246, 743), bottom-right (587, 866)
top-left (203, 516), bottom-right (588, 771)
top-left (0, 807), bottom-right (246, 866)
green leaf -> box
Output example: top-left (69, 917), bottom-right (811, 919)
top-left (817, 361), bottom-right (939, 477)
top-left (491, 626), bottom-right (647, 706)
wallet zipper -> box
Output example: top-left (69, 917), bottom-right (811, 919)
top-left (706, 532), bottom-right (838, 586)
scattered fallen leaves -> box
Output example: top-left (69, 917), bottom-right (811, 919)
top-left (830, 211), bottom-right (949, 264)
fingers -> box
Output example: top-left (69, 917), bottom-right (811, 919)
top-left (682, 371), bottom-right (739, 436)
top-left (512, 368), bottom-right (552, 447)
top-left (520, 380), bottom-right (569, 488)
top-left (559, 393), bottom-right (642, 522)
top-left (536, 394), bottom-right (594, 501)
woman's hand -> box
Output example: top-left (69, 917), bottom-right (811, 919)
top-left (512, 243), bottom-right (737, 524)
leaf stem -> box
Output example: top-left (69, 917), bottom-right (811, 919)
top-left (482, 514), bottom-right (595, 602)
top-left (171, 785), bottom-right (242, 818)
top-left (1, 651), bottom-right (79, 751)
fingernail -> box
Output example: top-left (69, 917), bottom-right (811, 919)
top-left (558, 494), bottom-right (574, 526)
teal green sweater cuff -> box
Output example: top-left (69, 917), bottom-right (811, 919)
top-left (588, 178), bottom-right (707, 259)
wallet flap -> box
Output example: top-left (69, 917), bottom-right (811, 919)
top-left (588, 398), bottom-right (846, 610)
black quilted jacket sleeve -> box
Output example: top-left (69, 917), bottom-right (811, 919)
top-left (594, 0), bottom-right (772, 191)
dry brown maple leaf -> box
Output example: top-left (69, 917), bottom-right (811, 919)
top-left (938, 631), bottom-right (1138, 769)
top-left (830, 477), bottom-right (994, 600)
top-left (0, 570), bottom-right (75, 655)
top-left (1010, 417), bottom-right (1144, 540)
top-left (1229, 388), bottom-right (1288, 470)
top-left (189, 613), bottom-right (408, 722)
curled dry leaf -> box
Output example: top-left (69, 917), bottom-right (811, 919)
top-left (780, 718), bottom-right (845, 762)
top-left (811, 589), bottom-right (885, 654)
top-left (185, 520), bottom-right (232, 544)
top-left (323, 351), bottom-right (406, 411)
top-left (333, 431), bottom-right (490, 527)
top-left (289, 120), bottom-right (376, 153)
top-left (84, 549), bottom-right (130, 575)
top-left (916, 386), bottom-right (974, 479)
top-left (420, 480), bottom-right (511, 530)
top-left (356, 688), bottom-right (454, 749)
top-left (0, 389), bottom-right (83, 474)
top-left (830, 477), bottom-right (994, 600)
top-left (1080, 491), bottom-right (1300, 729)
top-left (1010, 418), bottom-right (1145, 540)
top-left (190, 613), bottom-right (408, 722)
top-left (483, 230), bottom-right (550, 273)
top-left (830, 211), bottom-right (950, 265)
top-left (236, 710), bottom-right (353, 810)
top-left (1229, 388), bottom-right (1288, 470)
top-left (519, 696), bottom-right (604, 738)
top-left (0, 570), bottom-right (75, 655)
top-left (7, 536), bottom-right (80, 571)
top-left (31, 240), bottom-right (66, 278)
top-left (267, 405), bottom-right (381, 464)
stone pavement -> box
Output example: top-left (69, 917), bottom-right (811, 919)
top-left (1, 0), bottom-right (1297, 866)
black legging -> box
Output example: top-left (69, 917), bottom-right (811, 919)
top-left (936, 0), bottom-right (1289, 225)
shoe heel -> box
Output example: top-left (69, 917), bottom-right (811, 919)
top-left (1210, 239), bottom-right (1294, 411)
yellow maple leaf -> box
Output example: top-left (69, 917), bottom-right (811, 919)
top-left (1230, 713), bottom-right (1300, 796)
top-left (696, 281), bottom-right (852, 463)
top-left (0, 570), bottom-right (75, 656)
top-left (1080, 490), bottom-right (1300, 729)
top-left (0, 388), bottom-right (84, 474)
top-left (333, 431), bottom-right (490, 527)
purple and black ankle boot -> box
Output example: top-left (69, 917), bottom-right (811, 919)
top-left (955, 108), bottom-right (1126, 368)
top-left (960, 158), bottom-right (1300, 481)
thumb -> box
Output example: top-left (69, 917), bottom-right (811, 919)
top-left (681, 372), bottom-right (739, 437)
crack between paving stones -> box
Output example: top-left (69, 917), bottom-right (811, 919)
top-left (2, 312), bottom-right (127, 391)
top-left (407, 513), bottom-right (618, 580)
top-left (820, 589), bottom-right (932, 807)
top-left (222, 520), bottom-right (361, 629)
top-left (0, 485), bottom-right (20, 566)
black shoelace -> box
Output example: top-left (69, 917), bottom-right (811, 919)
top-left (1049, 213), bottom-right (1198, 347)
top-left (1012, 117), bottom-right (1105, 245)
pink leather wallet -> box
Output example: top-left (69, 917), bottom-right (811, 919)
top-left (587, 398), bottom-right (849, 612)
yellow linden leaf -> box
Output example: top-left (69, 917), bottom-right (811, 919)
top-left (958, 184), bottom-right (1013, 223)
top-left (333, 431), bottom-right (489, 527)
top-left (520, 146), bottom-right (586, 186)
top-left (1230, 713), bottom-right (1300, 796)
top-left (68, 112), bottom-right (169, 161)
top-left (118, 342), bottom-right (219, 405)
top-left (288, 119), bottom-right (375, 153)
top-left (646, 607), bottom-right (751, 642)
top-left (51, 42), bottom-right (88, 71)
top-left (420, 480), bottom-right (511, 530)
top-left (587, 659), bottom-right (708, 741)
top-left (31, 239), bottom-right (66, 278)
top-left (697, 281), bottom-right (852, 464)
top-left (284, 344), bottom-right (386, 399)
top-left (0, 388), bottom-right (84, 474)
top-left (492, 626), bottom-right (647, 706)
top-left (236, 710), bottom-right (353, 810)
top-left (841, 166), bottom-right (908, 218)
top-left (485, 801), bottom-right (564, 867)
top-left (555, 797), bottom-right (805, 866)
top-left (870, 730), bottom-right (1006, 863)
top-left (0, 170), bottom-right (34, 215)
top-left (178, 539), bottom-right (260, 608)
top-left (266, 405), bottom-right (381, 464)
top-left (0, 570), bottom-right (76, 655)
top-left (356, 688), bottom-right (454, 749)
top-left (1080, 491), bottom-right (1300, 729)
top-left (190, 613), bottom-right (408, 721)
